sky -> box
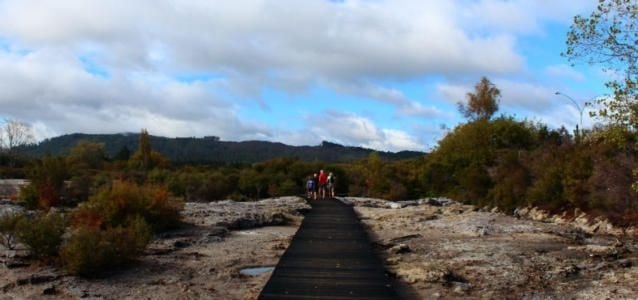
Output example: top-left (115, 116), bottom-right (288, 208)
top-left (0, 0), bottom-right (611, 152)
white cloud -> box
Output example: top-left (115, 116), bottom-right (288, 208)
top-left (0, 0), bottom-right (600, 149)
top-left (307, 111), bottom-right (425, 151)
top-left (437, 79), bottom-right (557, 114)
top-left (435, 77), bottom-right (598, 133)
top-left (0, 0), bottom-right (525, 81)
top-left (437, 83), bottom-right (469, 106)
top-left (329, 82), bottom-right (445, 118)
top-left (496, 79), bottom-right (556, 112)
top-left (376, 129), bottom-right (425, 152)
top-left (0, 48), bottom-right (269, 141)
top-left (546, 64), bottom-right (585, 81)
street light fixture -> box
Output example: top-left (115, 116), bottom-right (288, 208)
top-left (555, 91), bottom-right (584, 137)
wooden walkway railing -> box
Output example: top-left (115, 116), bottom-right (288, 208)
top-left (259, 198), bottom-right (399, 299)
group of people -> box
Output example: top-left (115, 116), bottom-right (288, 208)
top-left (306, 169), bottom-right (336, 200)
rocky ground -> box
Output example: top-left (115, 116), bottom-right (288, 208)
top-left (3, 196), bottom-right (638, 299)
top-left (0, 197), bottom-right (309, 300)
top-left (342, 197), bottom-right (638, 299)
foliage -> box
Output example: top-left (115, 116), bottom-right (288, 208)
top-left (457, 77), bottom-right (501, 121)
top-left (66, 140), bottom-right (106, 172)
top-left (19, 184), bottom-right (38, 210)
top-left (21, 133), bottom-right (423, 164)
top-left (128, 129), bottom-right (169, 170)
top-left (113, 145), bottom-right (131, 161)
top-left (16, 212), bottom-right (67, 259)
top-left (565, 0), bottom-right (638, 192)
top-left (0, 211), bottom-right (24, 250)
top-left (73, 180), bottom-right (182, 232)
top-left (565, 0), bottom-right (638, 132)
top-left (26, 155), bottom-right (69, 210)
top-left (61, 216), bottom-right (151, 277)
top-left (421, 117), bottom-right (535, 203)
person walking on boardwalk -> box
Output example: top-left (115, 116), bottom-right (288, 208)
top-left (327, 172), bottom-right (336, 198)
top-left (318, 169), bottom-right (328, 199)
top-left (311, 173), bottom-right (319, 200)
top-left (305, 176), bottom-right (315, 199)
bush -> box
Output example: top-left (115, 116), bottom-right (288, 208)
top-left (0, 211), bottom-right (24, 250)
top-left (27, 156), bottom-right (69, 210)
top-left (16, 212), bottom-right (67, 259)
top-left (61, 216), bottom-right (151, 277)
top-left (18, 184), bottom-right (38, 210)
top-left (73, 180), bottom-right (182, 232)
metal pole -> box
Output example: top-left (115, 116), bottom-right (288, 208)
top-left (555, 92), bottom-right (584, 138)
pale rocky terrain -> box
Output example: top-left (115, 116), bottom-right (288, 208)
top-left (0, 197), bottom-right (309, 300)
top-left (3, 195), bottom-right (638, 299)
top-left (342, 197), bottom-right (638, 299)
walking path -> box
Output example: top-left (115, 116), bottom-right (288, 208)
top-left (259, 198), bottom-right (400, 299)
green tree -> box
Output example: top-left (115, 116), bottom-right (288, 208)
top-left (113, 145), bottom-right (131, 161)
top-left (66, 140), bottom-right (106, 172)
top-left (565, 0), bottom-right (638, 133)
top-left (457, 77), bottom-right (501, 121)
top-left (239, 168), bottom-right (266, 200)
top-left (129, 129), bottom-right (168, 170)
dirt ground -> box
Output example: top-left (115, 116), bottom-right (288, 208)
top-left (343, 197), bottom-right (638, 299)
top-left (0, 197), bottom-right (308, 300)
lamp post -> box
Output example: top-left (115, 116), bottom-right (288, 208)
top-left (555, 91), bottom-right (584, 138)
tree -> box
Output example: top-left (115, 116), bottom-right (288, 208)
top-left (457, 77), bottom-right (501, 121)
top-left (129, 129), bottom-right (168, 170)
top-left (138, 129), bottom-right (152, 169)
top-left (564, 0), bottom-right (638, 132)
top-left (113, 145), bottom-right (131, 161)
top-left (0, 119), bottom-right (35, 153)
top-left (66, 140), bottom-right (106, 171)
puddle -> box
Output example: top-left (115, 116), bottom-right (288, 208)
top-left (240, 266), bottom-right (275, 276)
top-left (236, 230), bottom-right (259, 236)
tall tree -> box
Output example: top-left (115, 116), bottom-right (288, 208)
top-left (139, 129), bottom-right (152, 169)
top-left (129, 129), bottom-right (168, 170)
top-left (0, 119), bottom-right (35, 152)
top-left (457, 77), bottom-right (501, 121)
top-left (564, 0), bottom-right (638, 132)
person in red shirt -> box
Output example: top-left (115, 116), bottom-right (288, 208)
top-left (318, 170), bottom-right (328, 199)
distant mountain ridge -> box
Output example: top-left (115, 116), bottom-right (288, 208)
top-left (19, 133), bottom-right (425, 164)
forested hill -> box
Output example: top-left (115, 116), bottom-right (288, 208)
top-left (19, 133), bottom-right (424, 164)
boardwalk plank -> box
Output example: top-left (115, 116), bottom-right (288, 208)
top-left (259, 198), bottom-right (399, 300)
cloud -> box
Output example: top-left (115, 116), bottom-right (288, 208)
top-left (0, 0), bottom-right (599, 150)
top-left (437, 79), bottom-right (557, 114)
top-left (0, 48), bottom-right (269, 141)
top-left (329, 82), bottom-right (445, 118)
top-left (496, 79), bottom-right (556, 112)
top-left (307, 111), bottom-right (425, 151)
top-left (435, 76), bottom-right (599, 132)
top-left (546, 64), bottom-right (585, 81)
top-left (0, 0), bottom-right (525, 82)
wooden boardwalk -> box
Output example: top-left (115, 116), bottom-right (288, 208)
top-left (259, 198), bottom-right (400, 300)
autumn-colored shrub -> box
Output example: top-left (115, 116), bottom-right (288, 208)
top-left (487, 151), bottom-right (531, 211)
top-left (73, 180), bottom-right (182, 232)
top-left (16, 212), bottom-right (67, 259)
top-left (24, 155), bottom-right (69, 210)
top-left (61, 216), bottom-right (151, 277)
